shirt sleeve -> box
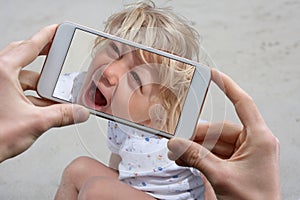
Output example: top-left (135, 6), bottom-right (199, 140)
top-left (106, 121), bottom-right (125, 154)
top-left (52, 73), bottom-right (77, 101)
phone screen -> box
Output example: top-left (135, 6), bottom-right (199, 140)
top-left (52, 28), bottom-right (196, 136)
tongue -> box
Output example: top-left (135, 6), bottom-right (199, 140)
top-left (94, 87), bottom-right (107, 106)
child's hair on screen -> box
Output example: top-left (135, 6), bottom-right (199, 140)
top-left (92, 1), bottom-right (200, 133)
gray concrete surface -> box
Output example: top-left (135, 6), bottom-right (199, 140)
top-left (0, 0), bottom-right (299, 199)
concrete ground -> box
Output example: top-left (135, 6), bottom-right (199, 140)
top-left (0, 0), bottom-right (299, 199)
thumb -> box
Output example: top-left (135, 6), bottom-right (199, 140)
top-left (41, 104), bottom-right (90, 129)
top-left (167, 138), bottom-right (223, 181)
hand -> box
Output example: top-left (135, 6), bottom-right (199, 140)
top-left (0, 25), bottom-right (90, 163)
top-left (168, 69), bottom-right (281, 199)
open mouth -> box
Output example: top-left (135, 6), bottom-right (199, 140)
top-left (85, 81), bottom-right (107, 109)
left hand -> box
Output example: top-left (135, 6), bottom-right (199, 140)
top-left (0, 25), bottom-right (90, 162)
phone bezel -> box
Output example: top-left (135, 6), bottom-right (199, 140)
top-left (38, 22), bottom-right (211, 139)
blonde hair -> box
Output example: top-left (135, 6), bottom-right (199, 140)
top-left (96, 1), bottom-right (200, 133)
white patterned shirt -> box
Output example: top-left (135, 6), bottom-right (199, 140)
top-left (107, 121), bottom-right (205, 200)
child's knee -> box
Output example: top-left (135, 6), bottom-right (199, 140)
top-left (63, 156), bottom-right (93, 178)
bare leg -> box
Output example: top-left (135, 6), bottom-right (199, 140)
top-left (78, 177), bottom-right (156, 200)
top-left (55, 156), bottom-right (118, 200)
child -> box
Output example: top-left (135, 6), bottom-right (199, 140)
top-left (55, 1), bottom-right (205, 199)
top-left (75, 36), bottom-right (195, 134)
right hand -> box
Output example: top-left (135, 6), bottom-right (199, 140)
top-left (168, 69), bottom-right (281, 199)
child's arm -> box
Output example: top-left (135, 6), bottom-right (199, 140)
top-left (109, 153), bottom-right (121, 170)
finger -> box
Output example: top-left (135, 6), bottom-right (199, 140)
top-left (194, 122), bottom-right (242, 145)
top-left (2, 24), bottom-right (57, 70)
top-left (27, 96), bottom-right (56, 107)
top-left (202, 140), bottom-right (235, 158)
top-left (211, 69), bottom-right (265, 129)
top-left (0, 40), bottom-right (23, 57)
top-left (167, 138), bottom-right (223, 181)
top-left (19, 70), bottom-right (39, 91)
top-left (40, 104), bottom-right (90, 130)
top-left (0, 25), bottom-right (55, 57)
top-left (193, 135), bottom-right (236, 158)
top-left (39, 42), bottom-right (52, 56)
top-left (29, 24), bottom-right (58, 52)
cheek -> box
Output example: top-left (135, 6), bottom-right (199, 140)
top-left (87, 53), bottom-right (110, 79)
top-left (128, 92), bottom-right (151, 121)
top-left (81, 75), bottom-right (90, 90)
top-left (77, 71), bottom-right (93, 100)
top-left (109, 86), bottom-right (131, 118)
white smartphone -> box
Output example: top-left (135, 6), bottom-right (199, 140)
top-left (38, 22), bottom-right (211, 139)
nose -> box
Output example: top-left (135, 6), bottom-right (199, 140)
top-left (102, 60), bottom-right (128, 86)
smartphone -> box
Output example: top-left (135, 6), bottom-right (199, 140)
top-left (38, 22), bottom-right (211, 139)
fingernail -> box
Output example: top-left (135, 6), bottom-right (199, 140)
top-left (74, 105), bottom-right (90, 123)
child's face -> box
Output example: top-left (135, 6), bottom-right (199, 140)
top-left (77, 40), bottom-right (162, 127)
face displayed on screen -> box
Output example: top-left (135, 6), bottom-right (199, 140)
top-left (53, 29), bottom-right (195, 135)
top-left (77, 40), bottom-right (164, 129)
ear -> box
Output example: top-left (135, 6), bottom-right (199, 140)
top-left (148, 104), bottom-right (167, 130)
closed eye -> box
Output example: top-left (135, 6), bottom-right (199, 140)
top-left (110, 42), bottom-right (120, 56)
top-left (130, 71), bottom-right (142, 88)
top-left (107, 42), bottom-right (121, 59)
